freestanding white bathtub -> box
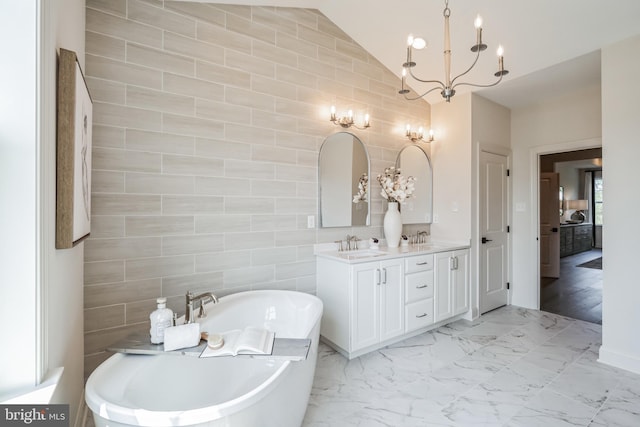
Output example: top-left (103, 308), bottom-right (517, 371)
top-left (85, 290), bottom-right (323, 427)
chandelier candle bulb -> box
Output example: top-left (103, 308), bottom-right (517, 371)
top-left (330, 105), bottom-right (336, 121)
top-left (364, 114), bottom-right (370, 127)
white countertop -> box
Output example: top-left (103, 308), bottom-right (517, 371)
top-left (314, 241), bottom-right (470, 264)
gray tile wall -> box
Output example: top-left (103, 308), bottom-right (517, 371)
top-left (84, 0), bottom-right (430, 376)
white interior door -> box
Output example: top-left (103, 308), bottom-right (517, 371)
top-left (479, 150), bottom-right (509, 314)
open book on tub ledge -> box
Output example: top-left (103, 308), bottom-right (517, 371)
top-left (200, 327), bottom-right (275, 358)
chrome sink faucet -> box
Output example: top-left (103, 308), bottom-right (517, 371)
top-left (185, 291), bottom-right (219, 324)
top-left (346, 235), bottom-right (359, 251)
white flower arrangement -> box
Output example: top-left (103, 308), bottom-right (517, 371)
top-left (376, 166), bottom-right (416, 204)
top-left (353, 173), bottom-right (368, 203)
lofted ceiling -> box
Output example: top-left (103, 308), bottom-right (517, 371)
top-left (179, 0), bottom-right (640, 108)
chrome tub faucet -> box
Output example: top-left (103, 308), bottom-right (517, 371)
top-left (185, 291), bottom-right (219, 324)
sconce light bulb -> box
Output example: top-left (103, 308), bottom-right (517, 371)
top-left (348, 109), bottom-right (353, 119)
top-left (364, 114), bottom-right (370, 126)
top-left (330, 105), bottom-right (336, 114)
top-left (418, 126), bottom-right (424, 136)
top-left (474, 15), bottom-right (483, 29)
top-left (406, 124), bottom-right (411, 132)
top-left (429, 128), bottom-right (435, 137)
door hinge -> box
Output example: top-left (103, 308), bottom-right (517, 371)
top-left (507, 225), bottom-right (510, 233)
top-left (506, 169), bottom-right (510, 177)
top-left (506, 282), bottom-right (510, 290)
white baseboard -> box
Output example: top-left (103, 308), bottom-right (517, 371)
top-left (598, 345), bottom-right (640, 375)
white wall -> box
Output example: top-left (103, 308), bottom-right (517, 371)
top-left (599, 34), bottom-right (640, 374)
top-left (510, 84), bottom-right (601, 309)
top-left (431, 93), bottom-right (472, 243)
top-left (0, 0), bottom-right (86, 424)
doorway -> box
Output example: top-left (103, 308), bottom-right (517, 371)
top-left (539, 148), bottom-right (603, 324)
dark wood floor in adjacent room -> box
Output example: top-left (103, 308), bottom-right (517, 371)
top-left (541, 248), bottom-right (603, 324)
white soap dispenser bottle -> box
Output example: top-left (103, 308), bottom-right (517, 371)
top-left (150, 297), bottom-right (173, 344)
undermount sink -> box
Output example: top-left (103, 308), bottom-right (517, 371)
top-left (338, 249), bottom-right (388, 259)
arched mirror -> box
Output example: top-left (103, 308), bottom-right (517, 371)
top-left (319, 132), bottom-right (370, 227)
top-left (396, 144), bottom-right (433, 224)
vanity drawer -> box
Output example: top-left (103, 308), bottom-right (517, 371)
top-left (405, 298), bottom-right (434, 332)
top-left (405, 254), bottom-right (434, 273)
top-left (405, 271), bottom-right (434, 303)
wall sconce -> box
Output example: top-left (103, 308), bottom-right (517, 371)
top-left (330, 106), bottom-right (370, 130)
top-left (405, 125), bottom-right (434, 143)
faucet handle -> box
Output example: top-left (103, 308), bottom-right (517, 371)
top-left (335, 240), bottom-right (344, 252)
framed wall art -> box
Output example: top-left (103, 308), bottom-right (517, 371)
top-left (56, 48), bottom-right (93, 249)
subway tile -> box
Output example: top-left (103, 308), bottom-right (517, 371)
top-left (84, 260), bottom-right (124, 285)
top-left (196, 61), bottom-right (250, 89)
top-left (126, 43), bottom-right (195, 77)
top-left (354, 58), bottom-right (385, 81)
top-left (84, 352), bottom-right (111, 380)
top-left (223, 266), bottom-right (274, 288)
top-left (84, 304), bottom-right (125, 332)
top-left (297, 25), bottom-right (334, 50)
top-left (318, 16), bottom-right (352, 42)
top-left (225, 123), bottom-right (275, 145)
top-left (297, 244), bottom-right (316, 262)
top-left (275, 131), bottom-right (319, 151)
top-left (162, 154), bottom-right (223, 177)
top-left (224, 197), bottom-right (274, 214)
top-left (86, 77), bottom-right (125, 104)
top-left (318, 46), bottom-right (353, 71)
top-left (251, 7), bottom-right (297, 36)
top-left (125, 299), bottom-right (157, 325)
top-left (224, 88), bottom-right (272, 115)
top-left (295, 117), bottom-right (330, 137)
top-left (125, 255), bottom-right (194, 280)
top-left (162, 272), bottom-right (223, 297)
top-left (125, 215), bottom-right (194, 237)
top-left (84, 236), bottom-right (161, 262)
top-left (164, 2), bottom-right (225, 27)
top-left (296, 85), bottom-right (333, 106)
top-left (369, 79), bottom-right (399, 99)
top-left (275, 197), bottom-right (316, 215)
top-left (251, 109), bottom-right (296, 132)
top-left (226, 50), bottom-right (275, 78)
top-left (276, 260), bottom-right (316, 280)
top-left (195, 215), bottom-right (251, 233)
top-left (212, 4), bottom-right (251, 19)
top-left (251, 246), bottom-right (297, 266)
top-left (275, 98), bottom-right (318, 118)
top-left (163, 72), bottom-right (224, 102)
top-left (335, 38), bottom-right (368, 62)
top-left (162, 195), bottom-right (223, 215)
top-left (196, 99), bottom-right (251, 124)
top-left (127, 0), bottom-right (196, 38)
top-left (275, 229), bottom-right (317, 246)
top-left (354, 87), bottom-right (383, 107)
top-left (296, 182), bottom-right (317, 199)
top-left (251, 214), bottom-right (297, 231)
top-left (196, 21), bottom-right (252, 54)
top-left (126, 129), bottom-right (195, 155)
top-left (93, 147), bottom-right (161, 173)
top-left (251, 145), bottom-right (297, 164)
top-left (251, 180), bottom-right (297, 198)
top-left (195, 138), bottom-right (250, 160)
top-left (224, 231), bottom-right (274, 250)
top-left (195, 250), bottom-right (252, 273)
top-left (86, 0), bottom-right (126, 17)
top-left (86, 8), bottom-right (162, 49)
top-left (89, 216), bottom-right (124, 238)
top-left (162, 234), bottom-right (224, 256)
top-left (276, 65), bottom-right (317, 89)
top-left (226, 13), bottom-right (275, 45)
top-left (86, 54), bottom-right (162, 90)
top-left (298, 56), bottom-right (335, 80)
top-left (317, 78), bottom-right (354, 99)
top-left (251, 75), bottom-right (297, 100)
top-left (224, 160), bottom-right (275, 180)
top-left (164, 32), bottom-right (223, 65)
top-left (93, 125), bottom-right (125, 149)
top-left (275, 164), bottom-right (316, 182)
top-left (84, 323), bottom-right (148, 355)
top-left (162, 113), bottom-right (224, 139)
top-left (126, 85), bottom-right (195, 115)
top-left (91, 170), bottom-right (124, 193)
top-left (93, 102), bottom-right (162, 131)
top-left (275, 8), bottom-right (317, 30)
top-left (251, 39), bottom-right (297, 68)
top-left (297, 150), bottom-right (317, 167)
top-left (85, 31), bottom-right (125, 61)
top-left (296, 275), bottom-right (316, 293)
top-left (92, 194), bottom-right (161, 215)
top-left (336, 68), bottom-right (369, 91)
top-left (195, 177), bottom-right (251, 196)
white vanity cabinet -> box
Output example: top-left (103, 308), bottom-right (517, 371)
top-left (317, 257), bottom-right (404, 356)
top-left (316, 244), bottom-right (469, 359)
top-left (435, 249), bottom-right (469, 322)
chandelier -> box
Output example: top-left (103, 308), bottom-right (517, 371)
top-left (399, 0), bottom-right (509, 102)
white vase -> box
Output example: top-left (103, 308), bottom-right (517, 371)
top-left (383, 201), bottom-right (402, 248)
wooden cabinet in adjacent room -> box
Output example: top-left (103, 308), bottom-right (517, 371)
top-left (560, 223), bottom-right (593, 257)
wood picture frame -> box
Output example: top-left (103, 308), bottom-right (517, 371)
top-left (56, 48), bottom-right (93, 249)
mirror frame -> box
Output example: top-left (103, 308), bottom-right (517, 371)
top-left (395, 144), bottom-right (433, 224)
top-left (318, 132), bottom-right (370, 228)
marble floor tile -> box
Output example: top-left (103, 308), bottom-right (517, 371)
top-left (303, 306), bottom-right (640, 427)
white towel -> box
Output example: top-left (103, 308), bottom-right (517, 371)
top-left (163, 323), bottom-right (201, 351)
